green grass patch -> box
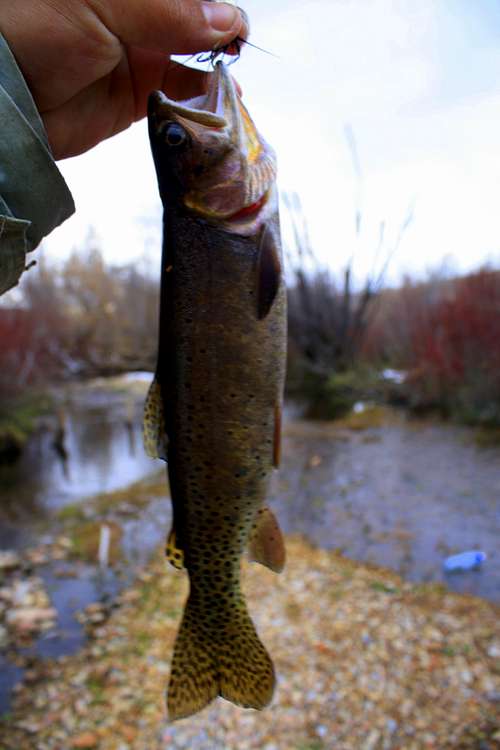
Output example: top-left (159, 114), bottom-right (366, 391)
top-left (86, 677), bottom-right (106, 704)
top-left (135, 631), bottom-right (153, 655)
top-left (92, 472), bottom-right (166, 516)
top-left (441, 643), bottom-right (471, 657)
top-left (474, 426), bottom-right (500, 448)
top-left (297, 367), bottom-right (397, 422)
top-left (70, 521), bottom-right (122, 564)
top-left (336, 405), bottom-right (389, 431)
top-left (370, 581), bottom-right (400, 594)
top-left (56, 471), bottom-right (166, 526)
top-left (0, 391), bottom-right (54, 460)
top-left (56, 503), bottom-right (87, 522)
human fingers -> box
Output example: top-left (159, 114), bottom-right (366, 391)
top-left (86, 0), bottom-right (248, 54)
top-left (127, 49), bottom-right (211, 120)
top-left (44, 55), bottom-right (210, 158)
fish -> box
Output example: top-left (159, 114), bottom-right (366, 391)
top-left (145, 61), bottom-right (287, 721)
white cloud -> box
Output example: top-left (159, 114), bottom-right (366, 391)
top-left (44, 0), bottom-right (500, 283)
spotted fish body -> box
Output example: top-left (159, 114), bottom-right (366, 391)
top-left (146, 63), bottom-right (286, 721)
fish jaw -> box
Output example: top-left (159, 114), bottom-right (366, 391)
top-left (148, 63), bottom-right (276, 234)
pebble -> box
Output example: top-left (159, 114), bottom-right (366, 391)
top-left (70, 731), bottom-right (99, 748)
top-left (0, 624), bottom-right (8, 647)
top-left (0, 551), bottom-right (22, 570)
top-left (487, 643), bottom-right (500, 658)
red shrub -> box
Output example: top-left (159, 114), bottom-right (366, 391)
top-left (364, 268), bottom-right (500, 421)
top-left (0, 305), bottom-right (65, 395)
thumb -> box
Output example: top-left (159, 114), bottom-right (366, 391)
top-left (89, 0), bottom-right (248, 54)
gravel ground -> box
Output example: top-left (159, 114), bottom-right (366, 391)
top-left (1, 537), bottom-right (499, 750)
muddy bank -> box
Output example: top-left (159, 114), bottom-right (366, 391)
top-left (0, 538), bottom-right (498, 750)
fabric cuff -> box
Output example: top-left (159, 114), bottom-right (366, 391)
top-left (0, 213), bottom-right (31, 296)
top-left (0, 34), bottom-right (75, 294)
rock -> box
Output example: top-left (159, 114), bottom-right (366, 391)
top-left (6, 607), bottom-right (57, 633)
top-left (487, 642), bottom-right (500, 658)
top-left (54, 567), bottom-right (78, 578)
top-left (24, 547), bottom-right (51, 565)
top-left (15, 719), bottom-right (41, 733)
top-left (0, 550), bottom-right (21, 571)
top-left (0, 586), bottom-right (13, 603)
top-left (460, 669), bottom-right (473, 685)
top-left (70, 731), bottom-right (99, 748)
top-left (0, 624), bottom-right (9, 648)
top-left (362, 729), bottom-right (381, 750)
top-left (119, 590), bottom-right (141, 604)
top-left (56, 536), bottom-right (73, 549)
top-left (117, 503), bottom-right (140, 517)
top-left (121, 725), bottom-right (137, 743)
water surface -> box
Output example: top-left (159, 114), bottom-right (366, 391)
top-left (1, 388), bottom-right (499, 713)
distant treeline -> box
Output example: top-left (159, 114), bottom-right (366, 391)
top-left (0, 247), bottom-right (159, 395)
top-left (288, 262), bottom-right (500, 426)
top-left (1, 246), bottom-right (499, 427)
top-left (364, 267), bottom-right (500, 425)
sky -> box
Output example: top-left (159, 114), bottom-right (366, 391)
top-left (43, 0), bottom-right (500, 285)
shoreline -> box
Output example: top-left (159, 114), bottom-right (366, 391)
top-left (1, 537), bottom-right (498, 750)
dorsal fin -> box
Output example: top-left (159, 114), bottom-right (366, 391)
top-left (256, 223), bottom-right (282, 319)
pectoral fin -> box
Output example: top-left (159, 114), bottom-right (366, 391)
top-left (247, 506), bottom-right (286, 573)
top-left (143, 378), bottom-right (168, 460)
top-left (256, 223), bottom-right (282, 320)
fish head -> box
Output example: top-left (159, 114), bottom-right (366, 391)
top-left (148, 62), bottom-right (277, 234)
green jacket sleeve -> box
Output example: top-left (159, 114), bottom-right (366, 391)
top-left (0, 34), bottom-right (75, 296)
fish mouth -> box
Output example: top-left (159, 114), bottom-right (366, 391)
top-left (149, 63), bottom-right (277, 232)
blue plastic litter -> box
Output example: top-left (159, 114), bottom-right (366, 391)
top-left (443, 550), bottom-right (486, 573)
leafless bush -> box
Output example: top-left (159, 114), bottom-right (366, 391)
top-left (285, 192), bottom-right (410, 377)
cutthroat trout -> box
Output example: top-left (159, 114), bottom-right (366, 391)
top-left (145, 62), bottom-right (287, 721)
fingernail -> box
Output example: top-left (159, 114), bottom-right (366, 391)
top-left (202, 1), bottom-right (239, 33)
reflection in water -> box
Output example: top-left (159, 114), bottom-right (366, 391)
top-left (0, 393), bottom-right (499, 713)
top-left (125, 420), bottom-right (136, 457)
top-left (0, 381), bottom-right (166, 713)
top-left (0, 390), bottom-right (160, 518)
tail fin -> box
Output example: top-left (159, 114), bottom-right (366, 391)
top-left (167, 593), bottom-right (275, 721)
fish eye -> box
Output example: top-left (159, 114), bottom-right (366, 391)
top-left (162, 122), bottom-right (187, 147)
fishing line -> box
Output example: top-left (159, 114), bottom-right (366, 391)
top-left (161, 3), bottom-right (277, 95)
top-left (197, 37), bottom-right (278, 66)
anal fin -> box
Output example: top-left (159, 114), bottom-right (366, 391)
top-left (247, 506), bottom-right (286, 573)
top-left (166, 528), bottom-right (184, 570)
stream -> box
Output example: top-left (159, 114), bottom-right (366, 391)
top-left (0, 376), bottom-right (499, 713)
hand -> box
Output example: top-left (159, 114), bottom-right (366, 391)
top-left (0, 0), bottom-right (247, 159)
